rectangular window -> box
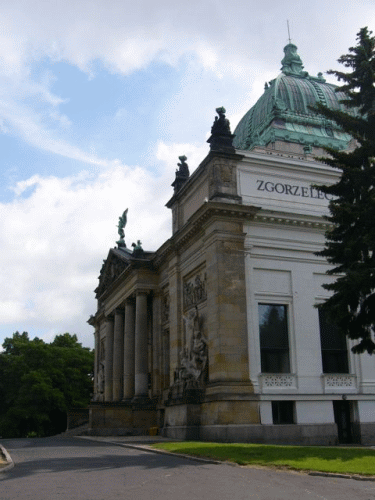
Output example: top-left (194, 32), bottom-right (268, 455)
top-left (259, 303), bottom-right (290, 373)
top-left (272, 401), bottom-right (295, 424)
top-left (319, 309), bottom-right (349, 373)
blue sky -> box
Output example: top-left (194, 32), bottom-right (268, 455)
top-left (0, 0), bottom-right (373, 349)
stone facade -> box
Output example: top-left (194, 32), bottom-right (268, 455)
top-left (88, 45), bottom-right (375, 444)
top-left (88, 142), bottom-right (375, 445)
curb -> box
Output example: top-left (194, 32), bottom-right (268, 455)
top-left (77, 436), bottom-right (375, 480)
top-left (308, 471), bottom-right (375, 481)
top-left (0, 444), bottom-right (14, 473)
top-left (77, 436), bottom-right (221, 465)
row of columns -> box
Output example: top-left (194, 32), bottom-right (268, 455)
top-left (101, 291), bottom-right (150, 403)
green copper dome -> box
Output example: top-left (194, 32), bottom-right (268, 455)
top-left (233, 43), bottom-right (352, 151)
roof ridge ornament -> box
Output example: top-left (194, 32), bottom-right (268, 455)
top-left (281, 43), bottom-right (308, 77)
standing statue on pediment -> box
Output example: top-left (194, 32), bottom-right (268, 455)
top-left (116, 208), bottom-right (128, 248)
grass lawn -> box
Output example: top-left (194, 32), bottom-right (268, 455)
top-left (152, 442), bottom-right (375, 476)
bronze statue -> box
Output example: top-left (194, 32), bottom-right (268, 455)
top-left (116, 208), bottom-right (128, 248)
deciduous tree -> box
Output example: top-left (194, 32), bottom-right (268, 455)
top-left (0, 332), bottom-right (94, 437)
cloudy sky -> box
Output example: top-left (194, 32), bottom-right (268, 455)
top-left (0, 0), bottom-right (373, 349)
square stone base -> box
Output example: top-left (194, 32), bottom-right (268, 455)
top-left (89, 403), bottom-right (157, 436)
top-left (199, 423), bottom-right (338, 445)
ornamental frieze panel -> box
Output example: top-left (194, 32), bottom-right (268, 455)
top-left (95, 255), bottom-right (129, 297)
top-left (183, 272), bottom-right (207, 310)
top-left (162, 292), bottom-right (170, 324)
top-left (322, 374), bottom-right (357, 393)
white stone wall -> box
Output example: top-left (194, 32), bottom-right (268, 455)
top-left (238, 150), bottom-right (375, 428)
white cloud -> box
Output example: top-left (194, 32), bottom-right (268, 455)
top-left (0, 0), bottom-right (371, 169)
top-left (0, 0), bottom-right (374, 350)
top-left (0, 159), bottom-right (176, 345)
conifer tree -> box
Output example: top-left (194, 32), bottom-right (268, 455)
top-left (314, 27), bottom-right (375, 354)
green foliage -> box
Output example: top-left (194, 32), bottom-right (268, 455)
top-left (313, 27), bottom-right (375, 353)
top-left (0, 331), bottom-right (94, 438)
top-left (152, 442), bottom-right (375, 476)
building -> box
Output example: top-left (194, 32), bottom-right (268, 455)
top-left (88, 42), bottom-right (375, 445)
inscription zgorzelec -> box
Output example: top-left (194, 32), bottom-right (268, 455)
top-left (256, 180), bottom-right (334, 200)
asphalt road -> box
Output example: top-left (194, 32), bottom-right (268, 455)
top-left (1, 437), bottom-right (375, 500)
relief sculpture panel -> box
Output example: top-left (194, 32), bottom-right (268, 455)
top-left (183, 272), bottom-right (207, 309)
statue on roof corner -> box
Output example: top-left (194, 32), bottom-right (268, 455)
top-left (172, 155), bottom-right (190, 194)
top-left (116, 208), bottom-right (128, 248)
top-left (207, 106), bottom-right (235, 153)
top-left (177, 155), bottom-right (190, 177)
top-left (132, 240), bottom-right (145, 258)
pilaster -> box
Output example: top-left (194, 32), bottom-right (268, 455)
top-left (104, 316), bottom-right (114, 402)
top-left (133, 291), bottom-right (149, 400)
top-left (112, 308), bottom-right (124, 401)
top-left (123, 299), bottom-right (135, 400)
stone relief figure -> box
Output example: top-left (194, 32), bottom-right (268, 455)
top-left (116, 208), bottom-right (128, 248)
top-left (183, 273), bottom-right (207, 309)
top-left (162, 293), bottom-right (170, 323)
top-left (174, 306), bottom-right (208, 383)
top-left (97, 361), bottom-right (105, 398)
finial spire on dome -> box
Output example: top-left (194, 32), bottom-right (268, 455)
top-left (287, 20), bottom-right (292, 44)
top-left (281, 43), bottom-right (308, 77)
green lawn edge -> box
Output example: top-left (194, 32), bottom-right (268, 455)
top-left (151, 442), bottom-right (375, 476)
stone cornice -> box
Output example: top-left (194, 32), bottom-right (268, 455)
top-left (153, 201), bottom-right (260, 267)
top-left (253, 212), bottom-right (332, 231)
top-left (166, 150), bottom-right (244, 208)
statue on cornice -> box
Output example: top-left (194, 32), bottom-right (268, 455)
top-left (207, 106), bottom-right (235, 153)
top-left (172, 155), bottom-right (190, 194)
top-left (177, 155), bottom-right (189, 177)
top-left (132, 240), bottom-right (145, 258)
top-left (281, 43), bottom-right (308, 77)
top-left (116, 208), bottom-right (128, 248)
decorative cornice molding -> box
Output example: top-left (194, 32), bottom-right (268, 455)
top-left (253, 213), bottom-right (332, 231)
top-left (153, 201), bottom-right (259, 267)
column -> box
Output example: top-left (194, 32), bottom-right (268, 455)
top-left (123, 299), bottom-right (135, 401)
top-left (104, 316), bottom-right (114, 402)
top-left (134, 291), bottom-right (149, 399)
top-left (93, 326), bottom-right (100, 400)
top-left (112, 309), bottom-right (124, 401)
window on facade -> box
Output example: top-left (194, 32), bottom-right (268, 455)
top-left (272, 401), bottom-right (295, 424)
top-left (259, 304), bottom-right (290, 373)
top-left (319, 309), bottom-right (349, 373)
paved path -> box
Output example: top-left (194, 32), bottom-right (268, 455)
top-left (1, 437), bottom-right (375, 500)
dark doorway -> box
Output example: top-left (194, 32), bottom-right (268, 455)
top-left (333, 400), bottom-right (353, 444)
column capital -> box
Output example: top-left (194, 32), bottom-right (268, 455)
top-left (135, 289), bottom-right (149, 297)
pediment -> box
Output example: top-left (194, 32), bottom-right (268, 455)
top-left (95, 248), bottom-right (132, 298)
